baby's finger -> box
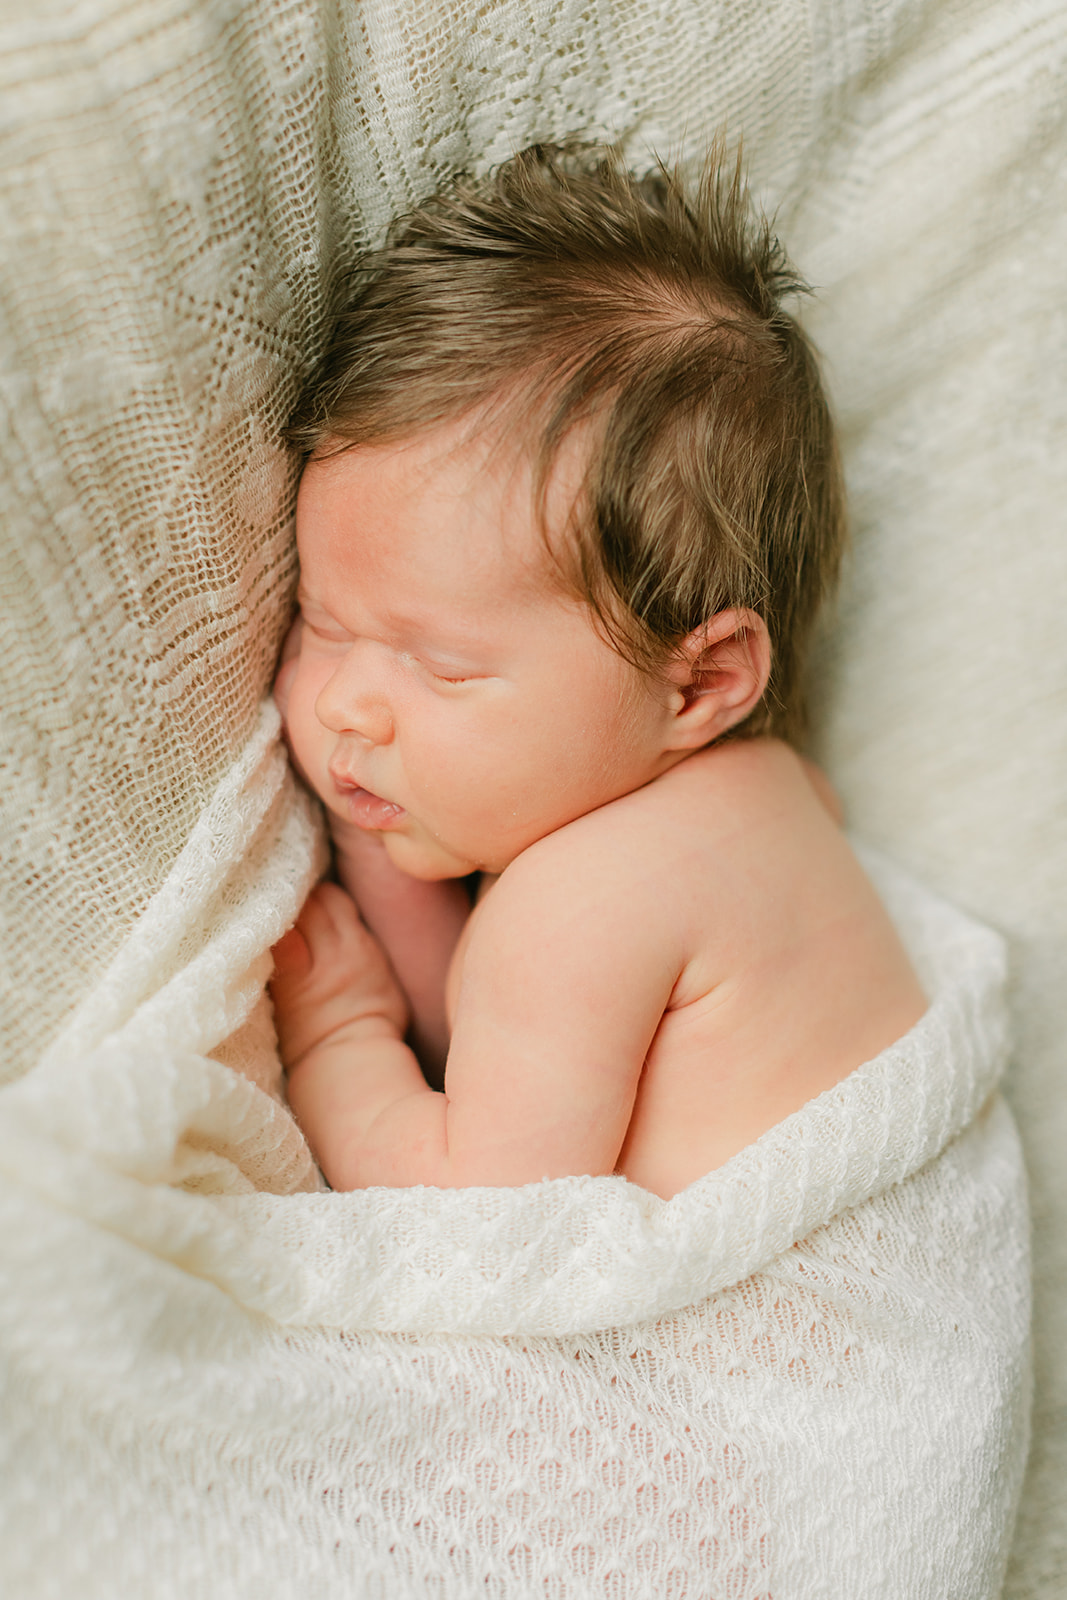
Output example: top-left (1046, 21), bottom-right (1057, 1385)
top-left (293, 883), bottom-right (347, 958)
top-left (270, 924), bottom-right (312, 980)
top-left (293, 881), bottom-right (373, 971)
top-left (313, 879), bottom-right (366, 937)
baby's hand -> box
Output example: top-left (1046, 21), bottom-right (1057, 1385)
top-left (270, 882), bottom-right (408, 1072)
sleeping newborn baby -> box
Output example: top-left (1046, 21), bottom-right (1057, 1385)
top-left (268, 143), bottom-right (926, 1199)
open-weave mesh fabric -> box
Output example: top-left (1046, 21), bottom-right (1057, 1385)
top-left (1, 0), bottom-right (1064, 1592)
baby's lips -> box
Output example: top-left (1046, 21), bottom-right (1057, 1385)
top-left (338, 782), bottom-right (407, 831)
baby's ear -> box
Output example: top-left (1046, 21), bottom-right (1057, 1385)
top-left (662, 609), bottom-right (771, 749)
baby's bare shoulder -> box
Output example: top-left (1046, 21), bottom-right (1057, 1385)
top-left (558, 735), bottom-right (822, 866)
top-left (489, 738), bottom-right (820, 933)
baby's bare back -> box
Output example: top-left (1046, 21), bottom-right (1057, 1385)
top-left (448, 739), bottom-right (926, 1199)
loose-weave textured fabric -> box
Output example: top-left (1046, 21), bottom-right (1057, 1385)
top-left (1, 0), bottom-right (1063, 1592)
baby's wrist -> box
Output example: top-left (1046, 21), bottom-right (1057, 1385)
top-left (284, 1007), bottom-right (405, 1076)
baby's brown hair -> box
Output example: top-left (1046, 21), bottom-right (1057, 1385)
top-left (287, 142), bottom-right (845, 742)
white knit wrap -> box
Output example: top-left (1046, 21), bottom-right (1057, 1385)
top-left (2, 0), bottom-right (1063, 1593)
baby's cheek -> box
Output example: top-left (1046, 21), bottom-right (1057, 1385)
top-left (284, 669), bottom-right (332, 801)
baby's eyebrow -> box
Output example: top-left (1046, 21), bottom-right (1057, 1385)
top-left (296, 588), bottom-right (491, 663)
top-left (375, 597), bottom-right (494, 651)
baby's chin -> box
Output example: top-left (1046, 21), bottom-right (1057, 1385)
top-left (380, 828), bottom-right (482, 882)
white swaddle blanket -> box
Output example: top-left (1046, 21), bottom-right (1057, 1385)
top-left (0, 707), bottom-right (1030, 1598)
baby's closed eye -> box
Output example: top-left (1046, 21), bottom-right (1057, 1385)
top-left (429, 667), bottom-right (477, 684)
top-left (298, 599), bottom-right (353, 644)
top-left (400, 650), bottom-right (485, 686)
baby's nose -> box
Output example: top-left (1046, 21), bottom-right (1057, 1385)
top-left (314, 654), bottom-right (395, 747)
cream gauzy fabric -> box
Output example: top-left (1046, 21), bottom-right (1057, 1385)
top-left (0, 0), bottom-right (1063, 1594)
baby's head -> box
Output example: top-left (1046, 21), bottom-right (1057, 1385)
top-left (285, 144), bottom-right (845, 879)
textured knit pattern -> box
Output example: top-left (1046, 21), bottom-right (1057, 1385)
top-left (0, 0), bottom-right (1062, 1593)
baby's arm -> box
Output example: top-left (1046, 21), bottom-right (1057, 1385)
top-left (271, 828), bottom-right (680, 1190)
top-left (274, 621), bottom-right (468, 1085)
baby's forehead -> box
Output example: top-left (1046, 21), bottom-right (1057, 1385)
top-left (303, 400), bottom-right (591, 564)
top-left (298, 412), bottom-right (589, 611)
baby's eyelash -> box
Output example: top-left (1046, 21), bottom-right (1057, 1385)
top-left (399, 650), bottom-right (473, 685)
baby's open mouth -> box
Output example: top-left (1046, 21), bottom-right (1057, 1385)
top-left (336, 782), bottom-right (407, 831)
